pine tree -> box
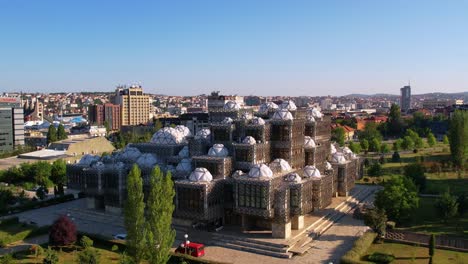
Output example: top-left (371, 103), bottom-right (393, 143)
top-left (50, 159), bottom-right (67, 195)
top-left (448, 110), bottom-right (468, 169)
top-left (47, 125), bottom-right (57, 145)
top-left (146, 167), bottom-right (175, 264)
top-left (57, 124), bottom-right (67, 140)
top-left (124, 164), bottom-right (146, 264)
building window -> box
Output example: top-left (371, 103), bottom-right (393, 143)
top-left (237, 183), bottom-right (266, 209)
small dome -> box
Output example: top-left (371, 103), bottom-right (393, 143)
top-left (326, 161), bottom-right (333, 170)
top-left (331, 152), bottom-right (348, 164)
top-left (189, 167), bottom-right (213, 182)
top-left (303, 165), bottom-right (322, 179)
top-left (330, 144), bottom-right (337, 154)
top-left (208, 144), bottom-right (229, 157)
top-left (279, 100), bottom-right (297, 111)
top-left (119, 147), bottom-right (142, 162)
top-left (284, 173), bottom-right (302, 183)
top-left (272, 109), bottom-right (293, 120)
top-left (240, 112), bottom-right (253, 120)
top-left (136, 153), bottom-right (158, 169)
top-left (270, 158), bottom-right (292, 172)
top-left (248, 164), bottom-right (274, 178)
top-left (151, 127), bottom-right (185, 144)
top-left (178, 146), bottom-right (189, 158)
top-left (306, 115), bottom-right (316, 122)
top-left (221, 117), bottom-right (233, 124)
top-left (175, 125), bottom-right (192, 138)
top-left (224, 101), bottom-right (241, 110)
top-left (232, 170), bottom-right (244, 178)
top-left (251, 117), bottom-right (265, 125)
top-left (194, 129), bottom-right (211, 140)
top-left (258, 102), bottom-right (278, 114)
top-left (79, 154), bottom-right (101, 166)
top-left (304, 136), bottom-right (316, 148)
top-left (307, 107), bottom-right (323, 119)
top-left (242, 136), bottom-right (256, 145)
top-left (176, 158), bottom-right (192, 172)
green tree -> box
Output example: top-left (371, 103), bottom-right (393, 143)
top-left (124, 165), bottom-right (146, 264)
top-left (76, 247), bottom-right (101, 264)
top-left (393, 138), bottom-right (403, 151)
top-left (401, 136), bottom-right (414, 150)
top-left (368, 163), bottom-right (382, 177)
top-left (0, 254), bottom-right (13, 264)
top-left (50, 159), bottom-right (67, 195)
top-left (435, 190), bottom-right (458, 222)
top-left (360, 139), bottom-right (369, 154)
top-left (57, 124), bottom-right (68, 140)
top-left (332, 127), bottom-right (346, 146)
top-left (43, 247), bottom-right (59, 264)
top-left (374, 177), bottom-right (419, 223)
top-left (364, 208), bottom-right (387, 238)
top-left (80, 236), bottom-right (94, 249)
top-left (442, 135), bottom-right (449, 144)
top-left (34, 161), bottom-right (52, 187)
top-left (380, 143), bottom-right (391, 154)
top-left (404, 163), bottom-right (427, 191)
top-left (47, 125), bottom-right (57, 145)
top-left (448, 110), bottom-right (468, 169)
top-left (427, 132), bottom-right (436, 147)
top-left (348, 141), bottom-right (362, 154)
top-left (429, 234), bottom-right (436, 257)
top-left (369, 137), bottom-right (381, 152)
top-left (146, 167), bottom-right (176, 264)
top-left (387, 104), bottom-right (404, 136)
top-left (360, 122), bottom-right (383, 142)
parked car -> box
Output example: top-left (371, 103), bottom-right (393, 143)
top-left (175, 242), bottom-right (205, 257)
top-left (113, 233), bottom-right (127, 240)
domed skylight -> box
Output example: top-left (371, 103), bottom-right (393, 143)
top-left (175, 125), bottom-right (192, 138)
top-left (119, 147), bottom-right (142, 162)
top-left (279, 100), bottom-right (297, 111)
top-left (284, 173), bottom-right (302, 183)
top-left (331, 152), bottom-right (348, 164)
top-left (272, 109), bottom-right (294, 120)
top-left (304, 136), bottom-right (316, 148)
top-left (178, 146), bottom-right (190, 158)
top-left (224, 101), bottom-right (241, 110)
top-left (176, 158), bottom-right (192, 172)
top-left (222, 117), bottom-right (233, 124)
top-left (303, 165), bottom-right (322, 179)
top-left (189, 167), bottom-right (213, 182)
top-left (194, 129), bottom-right (211, 140)
top-left (242, 136), bottom-right (256, 145)
top-left (136, 153), bottom-right (158, 169)
top-left (151, 127), bottom-right (185, 144)
top-left (79, 154), bottom-right (101, 166)
top-left (270, 158), bottom-right (292, 172)
top-left (250, 117), bottom-right (266, 125)
top-left (258, 102), bottom-right (278, 114)
top-left (248, 164), bottom-right (274, 178)
top-left (208, 144), bottom-right (229, 157)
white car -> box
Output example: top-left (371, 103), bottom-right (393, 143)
top-left (113, 234), bottom-right (127, 240)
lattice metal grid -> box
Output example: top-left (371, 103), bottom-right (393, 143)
top-left (192, 156), bottom-right (233, 180)
top-left (232, 142), bottom-right (271, 171)
top-left (311, 173), bottom-right (334, 210)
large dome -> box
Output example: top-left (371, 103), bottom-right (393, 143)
top-left (178, 146), bottom-right (189, 158)
top-left (270, 158), bottom-right (292, 173)
top-left (194, 129), bottom-right (211, 140)
top-left (248, 164), bottom-right (274, 178)
top-left (258, 102), bottom-right (278, 114)
top-left (222, 117), bottom-right (233, 124)
top-left (250, 117), bottom-right (266, 125)
top-left (279, 100), bottom-right (297, 111)
top-left (242, 136), bottom-right (256, 145)
top-left (189, 168), bottom-right (213, 182)
top-left (307, 107), bottom-right (323, 119)
top-left (175, 125), bottom-right (192, 138)
top-left (272, 109), bottom-right (293, 120)
top-left (284, 172), bottom-right (302, 183)
top-left (91, 161), bottom-right (105, 169)
top-left (119, 147), bottom-right (142, 162)
top-left (303, 165), bottom-right (322, 179)
top-left (176, 158), bottom-right (192, 172)
top-left (331, 152), bottom-right (348, 164)
top-left (304, 136), bottom-right (316, 148)
top-left (136, 153), bottom-right (159, 169)
top-left (208, 144), bottom-right (229, 157)
top-left (224, 101), bottom-right (241, 110)
top-left (151, 127), bottom-right (186, 144)
top-left (79, 154), bottom-right (101, 166)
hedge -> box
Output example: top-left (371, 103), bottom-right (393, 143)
top-left (1, 194), bottom-right (75, 216)
top-left (340, 231), bottom-right (378, 264)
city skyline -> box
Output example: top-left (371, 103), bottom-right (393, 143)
top-left (1, 1), bottom-right (468, 96)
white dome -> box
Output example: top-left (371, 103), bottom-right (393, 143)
top-left (119, 147), bottom-right (142, 162)
top-left (242, 136), bottom-right (256, 145)
top-left (194, 129), bottom-right (211, 140)
top-left (248, 164), bottom-right (274, 178)
top-left (151, 127), bottom-right (185, 144)
top-left (279, 100), bottom-right (297, 111)
top-left (284, 173), bottom-right (302, 183)
top-left (240, 112), bottom-right (253, 120)
top-left (208, 144), bottom-right (229, 157)
top-left (270, 158), bottom-right (292, 172)
top-left (306, 115), bottom-right (316, 122)
top-left (331, 152), bottom-right (348, 164)
top-left (303, 165), bottom-right (322, 179)
top-left (136, 153), bottom-right (158, 169)
top-left (304, 136), bottom-right (316, 148)
top-left (175, 125), bottom-right (192, 137)
top-left (178, 146), bottom-right (190, 158)
top-left (342, 147), bottom-right (353, 155)
top-left (189, 167), bottom-right (213, 182)
top-left (330, 144), bottom-right (337, 154)
top-left (251, 117), bottom-right (265, 125)
top-left (307, 107), bottom-right (323, 119)
top-left (326, 161), bottom-right (332, 170)
top-left (224, 101), bottom-right (241, 110)
top-left (222, 117), bottom-right (233, 124)
top-left (232, 170), bottom-right (244, 178)
top-left (272, 109), bottom-right (293, 120)
top-left (176, 158), bottom-right (192, 172)
top-left (79, 154), bottom-right (101, 166)
top-left (258, 102), bottom-right (278, 114)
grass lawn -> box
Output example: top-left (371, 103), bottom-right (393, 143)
top-left (0, 221), bottom-right (47, 245)
top-left (365, 242), bottom-right (468, 264)
top-left (397, 197), bottom-right (468, 238)
top-left (0, 223), bottom-right (32, 238)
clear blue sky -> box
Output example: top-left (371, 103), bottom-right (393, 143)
top-left (1, 0), bottom-right (467, 96)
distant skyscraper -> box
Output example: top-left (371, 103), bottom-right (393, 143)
top-left (0, 97), bottom-right (25, 152)
top-left (114, 85), bottom-right (150, 126)
top-left (400, 85), bottom-right (411, 112)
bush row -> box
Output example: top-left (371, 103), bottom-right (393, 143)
top-left (1, 194), bottom-right (75, 216)
top-left (340, 231), bottom-right (377, 264)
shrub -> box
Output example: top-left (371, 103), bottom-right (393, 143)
top-left (367, 252), bottom-right (395, 263)
top-left (111, 244), bottom-right (119, 252)
top-left (49, 215), bottom-right (77, 246)
top-left (368, 163), bottom-right (382, 177)
top-left (0, 254), bottom-right (13, 264)
top-left (80, 235), bottom-right (94, 249)
top-left (391, 151), bottom-right (401, 162)
top-left (77, 247), bottom-right (101, 264)
top-left (340, 232), bottom-right (377, 264)
top-left (43, 247), bottom-right (59, 264)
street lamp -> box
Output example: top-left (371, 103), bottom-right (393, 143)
top-left (184, 234), bottom-right (189, 255)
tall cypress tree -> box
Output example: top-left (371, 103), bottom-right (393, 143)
top-left (448, 110), bottom-right (468, 169)
top-left (57, 124), bottom-right (68, 140)
top-left (146, 166), bottom-right (175, 264)
top-left (124, 164), bottom-right (146, 263)
top-left (47, 125), bottom-right (57, 144)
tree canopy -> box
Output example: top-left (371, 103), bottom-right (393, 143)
top-left (448, 110), bottom-right (468, 169)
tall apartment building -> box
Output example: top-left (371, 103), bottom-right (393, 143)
top-left (0, 97), bottom-right (25, 152)
top-left (114, 85), bottom-right (150, 126)
top-left (400, 85), bottom-right (411, 112)
top-left (88, 103), bottom-right (122, 131)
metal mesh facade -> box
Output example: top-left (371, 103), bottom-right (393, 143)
top-left (312, 174), bottom-right (334, 210)
top-left (232, 142), bottom-right (271, 171)
top-left (192, 156), bottom-right (232, 180)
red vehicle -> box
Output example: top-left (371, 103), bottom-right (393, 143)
top-left (175, 242), bottom-right (205, 257)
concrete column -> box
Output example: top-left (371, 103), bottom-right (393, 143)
top-left (291, 215), bottom-right (304, 230)
top-left (271, 222), bottom-right (291, 239)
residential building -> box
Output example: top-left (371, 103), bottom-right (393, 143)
top-left (114, 85), bottom-right (150, 126)
top-left (0, 97), bottom-right (25, 152)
